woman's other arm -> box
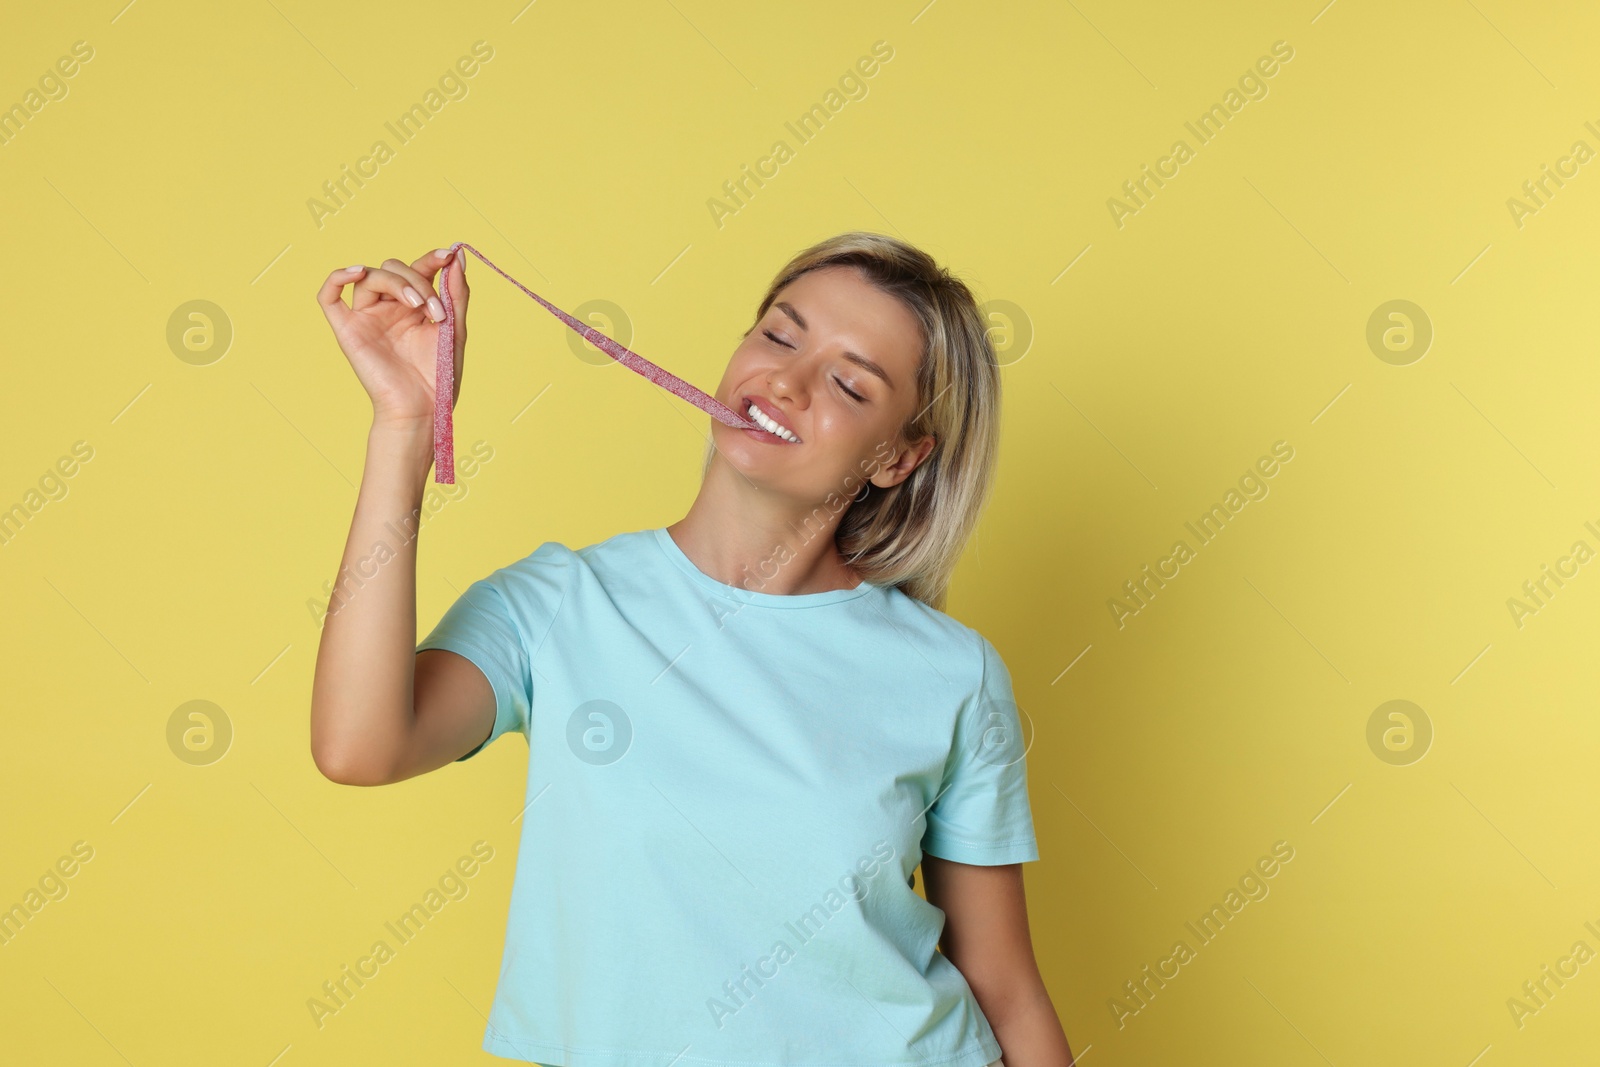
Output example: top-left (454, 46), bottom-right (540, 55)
top-left (922, 857), bottom-right (1075, 1066)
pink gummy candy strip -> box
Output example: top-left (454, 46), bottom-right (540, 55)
top-left (432, 240), bottom-right (760, 482)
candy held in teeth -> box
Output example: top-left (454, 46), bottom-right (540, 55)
top-left (431, 241), bottom-right (764, 483)
top-left (747, 402), bottom-right (797, 442)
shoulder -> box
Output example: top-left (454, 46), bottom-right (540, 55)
top-left (491, 539), bottom-right (578, 585)
top-left (452, 543), bottom-right (574, 639)
top-left (875, 586), bottom-right (997, 693)
top-left (489, 528), bottom-right (655, 595)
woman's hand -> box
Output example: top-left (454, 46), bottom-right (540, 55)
top-left (316, 248), bottom-right (469, 431)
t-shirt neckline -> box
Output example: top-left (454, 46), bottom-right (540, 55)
top-left (651, 527), bottom-right (877, 609)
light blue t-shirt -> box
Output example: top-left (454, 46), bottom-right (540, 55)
top-left (416, 526), bottom-right (1040, 1067)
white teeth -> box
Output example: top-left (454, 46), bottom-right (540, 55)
top-left (746, 402), bottom-right (797, 442)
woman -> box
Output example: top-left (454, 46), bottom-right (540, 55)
top-left (310, 232), bottom-right (1074, 1066)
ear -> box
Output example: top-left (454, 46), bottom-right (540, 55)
top-left (869, 434), bottom-right (936, 489)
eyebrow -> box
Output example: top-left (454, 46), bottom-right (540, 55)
top-left (774, 301), bottom-right (894, 391)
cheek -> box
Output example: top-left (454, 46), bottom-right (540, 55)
top-left (722, 341), bottom-right (775, 381)
top-left (808, 408), bottom-right (857, 445)
top-left (811, 413), bottom-right (888, 477)
top-left (716, 348), bottom-right (755, 391)
top-left (833, 407), bottom-right (895, 451)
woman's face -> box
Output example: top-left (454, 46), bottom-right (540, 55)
top-left (711, 265), bottom-right (936, 505)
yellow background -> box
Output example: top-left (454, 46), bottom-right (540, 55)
top-left (3, 0), bottom-right (1598, 1063)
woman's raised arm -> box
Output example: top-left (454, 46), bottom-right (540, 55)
top-left (307, 249), bottom-right (490, 785)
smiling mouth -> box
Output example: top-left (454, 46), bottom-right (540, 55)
top-left (742, 400), bottom-right (801, 443)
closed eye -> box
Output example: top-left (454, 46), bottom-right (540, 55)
top-left (764, 330), bottom-right (866, 403)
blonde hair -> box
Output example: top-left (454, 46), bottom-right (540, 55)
top-left (704, 231), bottom-right (1002, 611)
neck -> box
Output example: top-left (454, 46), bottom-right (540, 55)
top-left (667, 460), bottom-right (863, 596)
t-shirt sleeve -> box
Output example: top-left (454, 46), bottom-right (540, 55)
top-left (920, 634), bottom-right (1041, 865)
top-left (415, 542), bottom-right (572, 762)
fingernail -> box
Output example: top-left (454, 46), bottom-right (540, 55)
top-left (427, 297), bottom-right (445, 322)
top-left (346, 264), bottom-right (364, 273)
top-left (402, 287), bottom-right (424, 308)
top-left (435, 248), bottom-right (451, 259)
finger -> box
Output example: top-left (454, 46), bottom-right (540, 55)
top-left (381, 256), bottom-right (445, 322)
top-left (316, 265), bottom-right (366, 329)
top-left (440, 250), bottom-right (469, 319)
top-left (413, 246), bottom-right (466, 324)
top-left (412, 246), bottom-right (457, 279)
top-left (351, 265), bottom-right (420, 314)
top-left (420, 246), bottom-right (469, 317)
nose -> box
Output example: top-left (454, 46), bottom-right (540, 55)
top-left (765, 356), bottom-right (810, 407)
